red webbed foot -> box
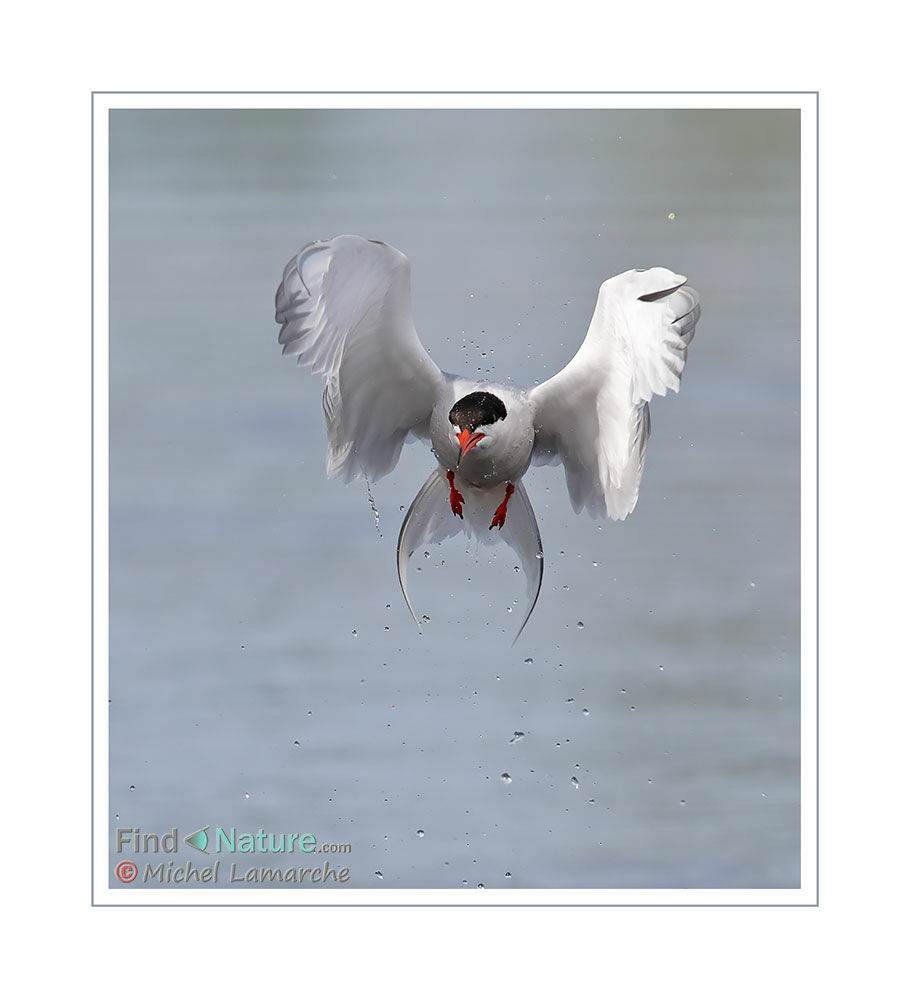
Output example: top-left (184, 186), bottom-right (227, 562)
top-left (446, 470), bottom-right (465, 519)
top-left (489, 483), bottom-right (515, 530)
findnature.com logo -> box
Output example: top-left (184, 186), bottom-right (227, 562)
top-left (114, 826), bottom-right (353, 886)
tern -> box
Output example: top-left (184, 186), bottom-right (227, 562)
top-left (275, 235), bottom-right (700, 640)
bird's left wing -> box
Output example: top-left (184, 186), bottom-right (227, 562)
top-left (275, 235), bottom-right (444, 482)
top-left (530, 268), bottom-right (699, 520)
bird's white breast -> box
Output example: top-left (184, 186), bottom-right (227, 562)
top-left (429, 381), bottom-right (535, 487)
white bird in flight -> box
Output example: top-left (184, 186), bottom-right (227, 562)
top-left (275, 235), bottom-right (700, 640)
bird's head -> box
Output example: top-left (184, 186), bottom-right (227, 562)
top-left (448, 391), bottom-right (507, 466)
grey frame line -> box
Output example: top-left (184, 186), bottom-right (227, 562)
top-left (92, 91), bottom-right (819, 907)
top-left (92, 90), bottom-right (817, 94)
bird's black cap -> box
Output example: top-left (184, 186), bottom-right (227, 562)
top-left (448, 391), bottom-right (507, 431)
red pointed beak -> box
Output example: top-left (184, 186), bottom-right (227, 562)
top-left (457, 428), bottom-right (485, 465)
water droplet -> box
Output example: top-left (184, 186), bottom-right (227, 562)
top-left (293, 740), bottom-right (300, 747)
top-left (417, 830), bottom-right (425, 838)
top-left (128, 785), bottom-right (135, 792)
top-left (375, 871), bottom-right (384, 879)
top-left (513, 566), bottom-right (520, 573)
top-left (505, 871), bottom-right (512, 878)
top-left (679, 799), bottom-right (687, 806)
top-left (592, 561), bottom-right (598, 567)
top-left (509, 731), bottom-right (525, 744)
top-left (582, 708), bottom-right (590, 717)
top-left (506, 606), bottom-right (513, 614)
top-left (351, 629), bottom-right (357, 637)
top-left (500, 773), bottom-right (512, 784)
top-left (524, 657), bottom-right (533, 664)
top-left (365, 479), bottom-right (382, 535)
top-left (535, 551), bottom-right (544, 560)
top-left (565, 697), bottom-right (574, 703)
top-left (667, 211), bottom-right (676, 220)
top-left (576, 621), bottom-right (584, 629)
top-left (243, 792), bottom-right (250, 799)
top-left (421, 614), bottom-right (431, 623)
top-left (570, 776), bottom-right (580, 788)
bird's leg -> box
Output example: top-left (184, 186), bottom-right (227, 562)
top-left (446, 470), bottom-right (464, 519)
top-left (489, 482), bottom-right (515, 530)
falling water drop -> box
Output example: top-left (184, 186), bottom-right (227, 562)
top-left (365, 479), bottom-right (382, 536)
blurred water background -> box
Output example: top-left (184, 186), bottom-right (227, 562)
top-left (108, 107), bottom-right (800, 890)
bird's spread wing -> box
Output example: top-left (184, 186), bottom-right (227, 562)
top-left (275, 235), bottom-right (444, 482)
top-left (530, 268), bottom-right (700, 520)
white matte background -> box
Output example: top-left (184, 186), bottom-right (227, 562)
top-left (2, 1), bottom-right (903, 995)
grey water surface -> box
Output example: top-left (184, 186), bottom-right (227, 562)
top-left (108, 108), bottom-right (801, 890)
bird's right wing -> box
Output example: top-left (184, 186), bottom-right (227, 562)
top-left (530, 268), bottom-right (699, 520)
top-left (275, 235), bottom-right (444, 482)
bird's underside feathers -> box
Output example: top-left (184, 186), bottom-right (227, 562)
top-left (397, 469), bottom-right (544, 643)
